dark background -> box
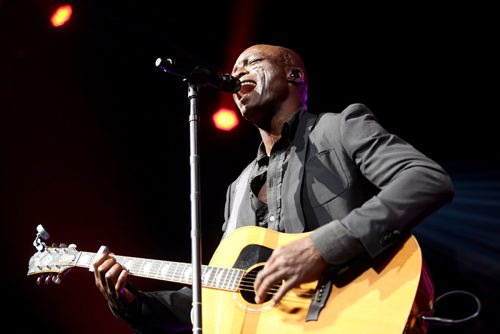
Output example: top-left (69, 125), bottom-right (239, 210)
top-left (1, 1), bottom-right (499, 333)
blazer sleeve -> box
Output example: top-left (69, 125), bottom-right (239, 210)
top-left (311, 103), bottom-right (454, 262)
top-left (110, 285), bottom-right (193, 333)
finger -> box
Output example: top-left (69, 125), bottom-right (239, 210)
top-left (115, 270), bottom-right (136, 305)
top-left (92, 245), bottom-right (111, 286)
top-left (115, 267), bottom-right (129, 296)
top-left (92, 252), bottom-right (108, 274)
top-left (91, 245), bottom-right (110, 272)
top-left (96, 257), bottom-right (118, 291)
top-left (104, 261), bottom-right (123, 295)
top-left (253, 255), bottom-right (278, 291)
top-left (271, 278), bottom-right (296, 305)
top-left (100, 264), bottom-right (128, 307)
top-left (254, 269), bottom-right (283, 304)
top-left (93, 255), bottom-right (114, 287)
top-left (253, 265), bottom-right (268, 300)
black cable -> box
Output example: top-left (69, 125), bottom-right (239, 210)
top-left (419, 290), bottom-right (481, 326)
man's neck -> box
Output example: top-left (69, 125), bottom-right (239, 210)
top-left (260, 131), bottom-right (280, 156)
top-left (259, 104), bottom-right (304, 156)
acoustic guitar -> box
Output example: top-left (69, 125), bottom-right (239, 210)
top-left (28, 225), bottom-right (425, 333)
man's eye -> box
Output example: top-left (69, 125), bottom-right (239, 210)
top-left (249, 59), bottom-right (263, 65)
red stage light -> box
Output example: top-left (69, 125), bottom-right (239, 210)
top-left (212, 108), bottom-right (239, 131)
top-left (50, 4), bottom-right (72, 27)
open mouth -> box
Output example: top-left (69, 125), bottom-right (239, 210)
top-left (236, 80), bottom-right (256, 100)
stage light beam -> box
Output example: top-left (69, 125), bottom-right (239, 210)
top-left (50, 4), bottom-right (72, 27)
top-left (213, 108), bottom-right (239, 131)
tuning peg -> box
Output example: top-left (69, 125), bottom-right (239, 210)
top-left (45, 274), bottom-right (53, 285)
top-left (36, 224), bottom-right (50, 240)
top-left (68, 243), bottom-right (77, 249)
top-left (36, 275), bottom-right (44, 285)
top-left (52, 275), bottom-right (62, 284)
top-left (34, 225), bottom-right (50, 251)
top-left (59, 243), bottom-right (67, 248)
top-left (52, 243), bottom-right (57, 247)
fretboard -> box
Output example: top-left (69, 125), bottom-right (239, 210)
top-left (76, 251), bottom-right (243, 291)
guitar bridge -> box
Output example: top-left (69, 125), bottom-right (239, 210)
top-left (306, 275), bottom-right (333, 321)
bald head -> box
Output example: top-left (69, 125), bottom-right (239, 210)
top-left (232, 44), bottom-right (308, 113)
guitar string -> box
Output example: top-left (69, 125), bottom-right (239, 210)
top-left (238, 273), bottom-right (317, 302)
top-left (66, 254), bottom-right (317, 304)
top-left (237, 285), bottom-right (314, 304)
top-left (123, 266), bottom-right (316, 302)
top-left (132, 268), bottom-right (317, 300)
top-left (94, 256), bottom-right (317, 301)
top-left (238, 282), bottom-right (315, 298)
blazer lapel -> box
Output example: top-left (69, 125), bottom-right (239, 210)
top-left (282, 111), bottom-right (319, 233)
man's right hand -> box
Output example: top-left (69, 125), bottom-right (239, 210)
top-left (92, 251), bottom-right (136, 310)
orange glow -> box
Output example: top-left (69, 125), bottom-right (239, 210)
top-left (213, 108), bottom-right (239, 131)
top-left (50, 5), bottom-right (73, 27)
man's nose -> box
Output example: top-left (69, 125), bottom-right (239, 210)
top-left (232, 66), bottom-right (248, 79)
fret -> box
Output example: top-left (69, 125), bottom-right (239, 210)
top-left (219, 267), bottom-right (227, 289)
top-left (150, 260), bottom-right (161, 278)
top-left (230, 270), bottom-right (243, 291)
top-left (221, 268), bottom-right (230, 290)
top-left (199, 265), bottom-right (207, 286)
top-left (156, 261), bottom-right (165, 278)
top-left (176, 263), bottom-right (185, 283)
top-left (225, 268), bottom-right (236, 290)
top-left (160, 261), bottom-right (171, 279)
top-left (202, 267), bottom-right (213, 287)
top-left (135, 257), bottom-right (145, 274)
top-left (182, 265), bottom-right (192, 283)
top-left (78, 251), bottom-right (93, 268)
top-left (115, 256), bottom-right (133, 272)
top-left (214, 267), bottom-right (224, 288)
top-left (209, 267), bottom-right (220, 288)
top-left (142, 260), bottom-right (153, 277)
top-left (178, 263), bottom-right (187, 283)
top-left (170, 262), bottom-right (180, 282)
top-left (228, 270), bottom-right (235, 290)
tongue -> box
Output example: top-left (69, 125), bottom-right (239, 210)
top-left (240, 84), bottom-right (255, 95)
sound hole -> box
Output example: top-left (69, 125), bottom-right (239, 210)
top-left (240, 265), bottom-right (273, 304)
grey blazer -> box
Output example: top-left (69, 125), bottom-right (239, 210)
top-left (119, 103), bottom-right (454, 332)
top-left (222, 103), bottom-right (454, 263)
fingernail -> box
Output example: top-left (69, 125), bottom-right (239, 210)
top-left (97, 245), bottom-right (110, 254)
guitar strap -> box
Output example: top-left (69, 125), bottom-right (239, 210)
top-left (222, 161), bottom-right (254, 239)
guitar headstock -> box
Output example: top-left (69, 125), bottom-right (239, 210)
top-left (28, 224), bottom-right (81, 285)
top-left (28, 244), bottom-right (80, 284)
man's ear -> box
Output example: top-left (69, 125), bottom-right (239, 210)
top-left (287, 68), bottom-right (304, 86)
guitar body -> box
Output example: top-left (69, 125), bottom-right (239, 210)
top-left (203, 226), bottom-right (422, 334)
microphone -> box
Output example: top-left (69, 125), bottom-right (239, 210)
top-left (155, 58), bottom-right (241, 93)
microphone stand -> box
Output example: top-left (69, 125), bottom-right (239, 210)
top-left (156, 61), bottom-right (204, 332)
top-left (155, 58), bottom-right (240, 333)
top-left (187, 82), bottom-right (203, 334)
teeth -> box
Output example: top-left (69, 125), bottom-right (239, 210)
top-left (237, 80), bottom-right (256, 99)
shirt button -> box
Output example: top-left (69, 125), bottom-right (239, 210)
top-left (269, 215), bottom-right (275, 222)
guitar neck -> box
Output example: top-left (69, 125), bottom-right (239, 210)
top-left (76, 251), bottom-right (243, 291)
